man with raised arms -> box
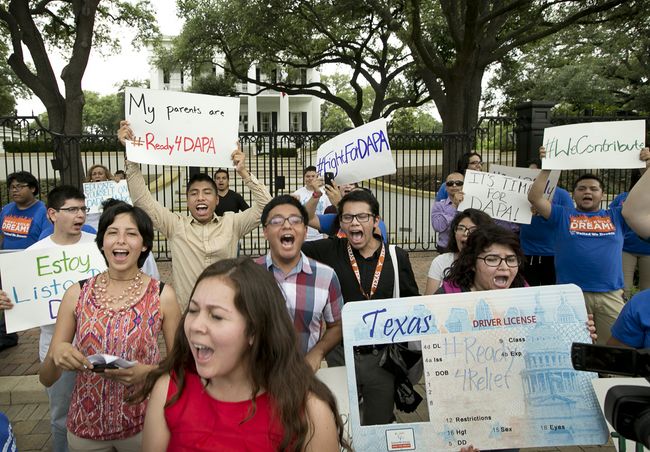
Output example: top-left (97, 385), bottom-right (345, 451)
top-left (528, 147), bottom-right (628, 345)
top-left (118, 120), bottom-right (271, 308)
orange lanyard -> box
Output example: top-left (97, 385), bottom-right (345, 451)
top-left (346, 242), bottom-right (385, 300)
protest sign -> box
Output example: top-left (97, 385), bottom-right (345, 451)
top-left (489, 164), bottom-right (560, 201)
top-left (1, 243), bottom-right (107, 333)
top-left (315, 118), bottom-right (396, 184)
top-left (83, 180), bottom-right (132, 214)
top-left (342, 284), bottom-right (609, 451)
top-left (458, 170), bottom-right (533, 224)
top-left (542, 120), bottom-right (645, 170)
top-left (124, 87), bottom-right (240, 167)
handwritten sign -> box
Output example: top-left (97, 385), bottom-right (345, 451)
top-left (124, 87), bottom-right (240, 167)
top-left (1, 243), bottom-right (107, 333)
top-left (542, 120), bottom-right (646, 170)
top-left (458, 170), bottom-right (532, 224)
top-left (315, 118), bottom-right (396, 185)
top-left (489, 164), bottom-right (560, 201)
top-left (83, 180), bottom-right (132, 214)
top-left (342, 284), bottom-right (609, 451)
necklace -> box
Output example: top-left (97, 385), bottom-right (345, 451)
top-left (93, 270), bottom-right (145, 312)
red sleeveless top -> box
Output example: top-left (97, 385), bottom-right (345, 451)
top-left (164, 371), bottom-right (285, 451)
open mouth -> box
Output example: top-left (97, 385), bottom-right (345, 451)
top-left (280, 233), bottom-right (295, 249)
top-left (193, 343), bottom-right (214, 362)
top-left (493, 275), bottom-right (510, 289)
top-left (348, 230), bottom-right (364, 242)
top-left (196, 204), bottom-right (209, 215)
top-left (112, 249), bottom-right (129, 263)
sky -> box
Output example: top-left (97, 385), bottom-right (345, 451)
top-left (15, 0), bottom-right (183, 115)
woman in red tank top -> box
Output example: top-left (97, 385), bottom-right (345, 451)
top-left (137, 258), bottom-right (352, 451)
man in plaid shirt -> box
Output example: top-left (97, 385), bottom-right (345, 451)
top-left (256, 195), bottom-right (344, 372)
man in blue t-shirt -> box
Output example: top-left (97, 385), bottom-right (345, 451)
top-left (609, 289), bottom-right (650, 348)
top-left (528, 149), bottom-right (626, 345)
top-left (0, 171), bottom-right (49, 351)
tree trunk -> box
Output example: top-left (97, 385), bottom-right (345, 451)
top-left (434, 68), bottom-right (484, 176)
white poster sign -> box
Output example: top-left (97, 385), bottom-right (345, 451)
top-left (342, 285), bottom-right (609, 451)
top-left (315, 118), bottom-right (396, 184)
top-left (542, 120), bottom-right (646, 170)
top-left (1, 243), bottom-right (107, 333)
top-left (490, 164), bottom-right (560, 201)
top-left (124, 87), bottom-right (240, 167)
top-left (83, 180), bottom-right (132, 214)
top-left (458, 170), bottom-right (533, 224)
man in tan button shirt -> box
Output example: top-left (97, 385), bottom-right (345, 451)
top-left (118, 120), bottom-right (272, 308)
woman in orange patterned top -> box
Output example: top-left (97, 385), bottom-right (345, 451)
top-left (39, 200), bottom-right (181, 451)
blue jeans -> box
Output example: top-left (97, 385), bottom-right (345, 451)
top-left (46, 370), bottom-right (76, 452)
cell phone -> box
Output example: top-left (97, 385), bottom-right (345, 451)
top-left (90, 363), bottom-right (119, 373)
top-left (325, 172), bottom-right (335, 187)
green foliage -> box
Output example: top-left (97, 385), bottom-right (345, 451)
top-left (188, 74), bottom-right (237, 96)
top-left (389, 107), bottom-right (442, 133)
top-left (484, 12), bottom-right (650, 116)
top-left (0, 39), bottom-right (28, 116)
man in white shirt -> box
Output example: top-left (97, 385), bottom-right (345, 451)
top-left (293, 165), bottom-right (331, 241)
top-left (1, 186), bottom-right (94, 452)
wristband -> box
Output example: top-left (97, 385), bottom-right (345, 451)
top-left (312, 190), bottom-right (323, 199)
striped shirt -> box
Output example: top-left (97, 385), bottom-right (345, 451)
top-left (257, 252), bottom-right (343, 354)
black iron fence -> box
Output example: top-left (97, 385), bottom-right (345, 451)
top-left (2, 113), bottom-right (647, 257)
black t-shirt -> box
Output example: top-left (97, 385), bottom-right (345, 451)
top-left (302, 236), bottom-right (420, 303)
top-left (215, 190), bottom-right (250, 216)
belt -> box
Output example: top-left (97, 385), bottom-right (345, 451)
top-left (354, 344), bottom-right (387, 355)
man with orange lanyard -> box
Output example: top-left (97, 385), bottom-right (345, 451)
top-left (301, 189), bottom-right (419, 426)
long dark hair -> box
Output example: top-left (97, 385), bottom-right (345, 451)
top-left (137, 257), bottom-right (351, 451)
top-left (446, 208), bottom-right (494, 253)
top-left (444, 224), bottom-right (526, 290)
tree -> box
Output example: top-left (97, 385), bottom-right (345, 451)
top-left (389, 107), bottom-right (441, 133)
top-left (0, 39), bottom-right (28, 116)
top-left (82, 80), bottom-right (149, 134)
top-left (163, 0), bottom-right (431, 127)
top-left (368, 0), bottom-right (642, 172)
top-left (484, 13), bottom-right (650, 116)
top-left (0, 0), bottom-right (158, 185)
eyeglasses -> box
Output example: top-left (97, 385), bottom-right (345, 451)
top-left (266, 215), bottom-right (304, 227)
top-left (455, 224), bottom-right (477, 235)
top-left (56, 206), bottom-right (90, 214)
top-left (340, 213), bottom-right (375, 224)
top-left (446, 180), bottom-right (464, 187)
top-left (9, 183), bottom-right (29, 191)
top-left (477, 254), bottom-right (521, 268)
top-left (468, 160), bottom-right (483, 166)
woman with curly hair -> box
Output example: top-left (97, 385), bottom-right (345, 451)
top-left (437, 224), bottom-right (527, 294)
top-left (139, 257), bottom-right (351, 451)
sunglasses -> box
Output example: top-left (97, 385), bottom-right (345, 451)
top-left (446, 180), bottom-right (464, 187)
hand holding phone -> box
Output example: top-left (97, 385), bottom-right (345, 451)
top-left (325, 172), bottom-right (335, 187)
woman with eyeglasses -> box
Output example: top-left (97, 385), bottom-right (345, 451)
top-left (431, 172), bottom-right (465, 252)
top-left (425, 209), bottom-right (493, 295)
top-left (436, 224), bottom-right (527, 294)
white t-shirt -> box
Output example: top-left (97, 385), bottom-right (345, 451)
top-left (293, 186), bottom-right (332, 241)
top-left (27, 232), bottom-right (96, 362)
top-left (427, 252), bottom-right (456, 285)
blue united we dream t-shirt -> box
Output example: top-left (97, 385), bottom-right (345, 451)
top-left (549, 204), bottom-right (625, 292)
